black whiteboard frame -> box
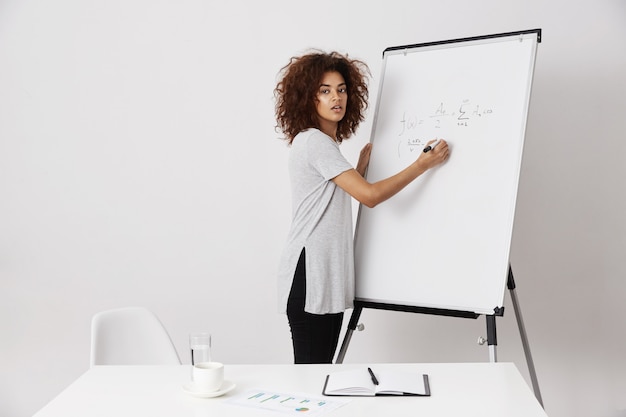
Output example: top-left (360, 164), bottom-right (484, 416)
top-left (355, 299), bottom-right (482, 319)
top-left (383, 28), bottom-right (542, 58)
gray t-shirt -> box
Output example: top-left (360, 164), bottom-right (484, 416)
top-left (277, 129), bottom-right (355, 314)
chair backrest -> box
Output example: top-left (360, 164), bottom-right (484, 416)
top-left (90, 307), bottom-right (181, 366)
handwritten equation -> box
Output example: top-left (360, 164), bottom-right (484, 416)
top-left (396, 100), bottom-right (495, 157)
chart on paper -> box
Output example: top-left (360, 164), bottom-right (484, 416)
top-left (225, 389), bottom-right (349, 415)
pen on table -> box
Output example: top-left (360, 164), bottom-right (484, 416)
top-left (423, 139), bottom-right (440, 153)
top-left (367, 367), bottom-right (379, 385)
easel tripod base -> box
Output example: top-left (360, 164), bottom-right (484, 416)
top-left (335, 265), bottom-right (543, 407)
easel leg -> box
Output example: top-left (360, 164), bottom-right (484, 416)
top-left (486, 314), bottom-right (498, 362)
top-left (335, 304), bottom-right (363, 364)
top-left (508, 266), bottom-right (544, 407)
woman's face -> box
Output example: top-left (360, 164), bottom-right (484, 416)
top-left (315, 71), bottom-right (347, 137)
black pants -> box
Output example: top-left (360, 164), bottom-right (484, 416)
top-left (286, 249), bottom-right (344, 364)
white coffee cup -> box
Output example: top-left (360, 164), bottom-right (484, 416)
top-left (192, 362), bottom-right (224, 392)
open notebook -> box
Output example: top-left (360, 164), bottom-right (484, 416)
top-left (322, 368), bottom-right (430, 397)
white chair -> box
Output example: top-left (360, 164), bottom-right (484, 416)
top-left (90, 307), bottom-right (181, 366)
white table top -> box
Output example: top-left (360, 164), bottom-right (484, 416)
top-left (34, 362), bottom-right (547, 417)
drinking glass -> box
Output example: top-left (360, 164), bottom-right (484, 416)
top-left (189, 332), bottom-right (211, 365)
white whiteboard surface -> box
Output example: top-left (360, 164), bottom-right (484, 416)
top-left (354, 31), bottom-right (539, 315)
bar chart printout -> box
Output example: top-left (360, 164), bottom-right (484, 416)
top-left (225, 389), bottom-right (349, 415)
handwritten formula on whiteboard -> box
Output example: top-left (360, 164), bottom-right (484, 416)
top-left (396, 100), bottom-right (495, 158)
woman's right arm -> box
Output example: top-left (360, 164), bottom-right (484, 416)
top-left (332, 139), bottom-right (450, 208)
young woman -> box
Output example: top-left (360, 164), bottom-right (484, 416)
top-left (274, 50), bottom-right (450, 364)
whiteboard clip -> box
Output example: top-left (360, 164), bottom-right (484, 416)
top-left (403, 48), bottom-right (408, 56)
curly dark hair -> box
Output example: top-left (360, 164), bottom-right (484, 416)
top-left (274, 50), bottom-right (370, 144)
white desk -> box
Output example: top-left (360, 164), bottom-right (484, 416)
top-left (34, 363), bottom-right (547, 417)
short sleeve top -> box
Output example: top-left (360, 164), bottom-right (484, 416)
top-left (277, 129), bottom-right (355, 314)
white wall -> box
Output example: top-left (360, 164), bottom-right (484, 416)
top-left (1, 1), bottom-right (625, 416)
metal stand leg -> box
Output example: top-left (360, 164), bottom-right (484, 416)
top-left (508, 267), bottom-right (544, 407)
top-left (335, 305), bottom-right (363, 364)
top-left (486, 314), bottom-right (498, 363)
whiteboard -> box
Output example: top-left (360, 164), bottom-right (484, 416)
top-left (354, 31), bottom-right (540, 315)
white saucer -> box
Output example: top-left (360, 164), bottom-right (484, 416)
top-left (182, 380), bottom-right (236, 398)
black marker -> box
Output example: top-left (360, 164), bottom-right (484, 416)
top-left (423, 139), bottom-right (440, 153)
top-left (367, 367), bottom-right (379, 385)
